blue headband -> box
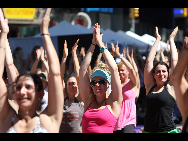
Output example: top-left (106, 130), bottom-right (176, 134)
top-left (91, 69), bottom-right (111, 84)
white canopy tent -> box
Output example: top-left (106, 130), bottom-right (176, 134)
top-left (141, 34), bottom-right (168, 52)
top-left (117, 30), bottom-right (151, 53)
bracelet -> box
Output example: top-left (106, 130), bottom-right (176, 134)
top-left (41, 33), bottom-right (50, 36)
top-left (119, 54), bottom-right (124, 59)
top-left (0, 46), bottom-right (5, 50)
top-left (42, 59), bottom-right (46, 62)
top-left (100, 46), bottom-right (107, 53)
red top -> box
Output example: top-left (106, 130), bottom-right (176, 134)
top-left (82, 99), bottom-right (117, 133)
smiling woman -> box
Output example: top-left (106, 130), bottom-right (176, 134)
top-left (0, 8), bottom-right (64, 133)
top-left (143, 26), bottom-right (179, 133)
top-left (13, 73), bottom-right (44, 111)
top-left (79, 23), bottom-right (123, 133)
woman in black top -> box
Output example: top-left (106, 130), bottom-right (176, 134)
top-left (173, 37), bottom-right (188, 133)
top-left (143, 26), bottom-right (179, 133)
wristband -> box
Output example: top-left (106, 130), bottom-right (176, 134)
top-left (119, 54), bottom-right (124, 59)
top-left (100, 46), bottom-right (107, 53)
top-left (41, 33), bottom-right (50, 36)
top-left (0, 46), bottom-right (5, 50)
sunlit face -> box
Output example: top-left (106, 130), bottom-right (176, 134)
top-left (118, 64), bottom-right (129, 80)
top-left (67, 77), bottom-right (78, 96)
top-left (153, 65), bottom-right (168, 83)
top-left (14, 76), bottom-right (40, 111)
top-left (91, 76), bottom-right (108, 96)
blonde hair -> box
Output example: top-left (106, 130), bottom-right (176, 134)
top-left (92, 61), bottom-right (111, 76)
top-left (117, 61), bottom-right (124, 70)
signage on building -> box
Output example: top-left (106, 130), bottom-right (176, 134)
top-left (2, 8), bottom-right (46, 24)
top-left (3, 8), bottom-right (36, 20)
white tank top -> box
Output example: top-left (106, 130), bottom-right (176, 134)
top-left (7, 115), bottom-right (49, 133)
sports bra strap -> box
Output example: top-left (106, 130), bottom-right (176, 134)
top-left (88, 99), bottom-right (95, 107)
top-left (88, 99), bottom-right (107, 107)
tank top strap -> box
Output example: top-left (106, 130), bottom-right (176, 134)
top-left (148, 84), bottom-right (157, 94)
top-left (88, 99), bottom-right (95, 107)
top-left (11, 115), bottom-right (17, 127)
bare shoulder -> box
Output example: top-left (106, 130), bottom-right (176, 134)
top-left (39, 110), bottom-right (60, 133)
top-left (0, 107), bottom-right (16, 133)
top-left (166, 83), bottom-right (176, 100)
top-left (145, 81), bottom-right (156, 95)
top-left (106, 99), bottom-right (120, 119)
top-left (83, 92), bottom-right (95, 112)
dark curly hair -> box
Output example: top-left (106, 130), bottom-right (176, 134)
top-left (152, 61), bottom-right (170, 82)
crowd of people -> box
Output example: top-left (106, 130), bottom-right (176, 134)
top-left (0, 8), bottom-right (188, 133)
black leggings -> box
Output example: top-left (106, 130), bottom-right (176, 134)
top-left (113, 124), bottom-right (135, 133)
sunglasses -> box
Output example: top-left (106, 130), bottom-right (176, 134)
top-left (90, 79), bottom-right (106, 87)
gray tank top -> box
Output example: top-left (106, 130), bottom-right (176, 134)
top-left (7, 115), bottom-right (49, 133)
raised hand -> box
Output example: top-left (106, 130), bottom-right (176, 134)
top-left (40, 8), bottom-right (51, 34)
top-left (94, 23), bottom-right (104, 47)
top-left (72, 39), bottom-right (79, 56)
top-left (169, 26), bottom-right (178, 41)
top-left (111, 43), bottom-right (115, 57)
top-left (36, 48), bottom-right (42, 60)
top-left (115, 41), bottom-right (120, 55)
top-left (63, 40), bottom-right (68, 58)
top-left (80, 47), bottom-right (85, 57)
top-left (40, 47), bottom-right (45, 61)
top-left (155, 26), bottom-right (161, 40)
top-left (0, 8), bottom-right (9, 34)
top-left (123, 47), bottom-right (126, 57)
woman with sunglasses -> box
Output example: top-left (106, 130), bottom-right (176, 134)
top-left (79, 23), bottom-right (123, 133)
top-left (113, 42), bottom-right (139, 133)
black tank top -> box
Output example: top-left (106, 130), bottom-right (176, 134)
top-left (144, 84), bottom-right (176, 132)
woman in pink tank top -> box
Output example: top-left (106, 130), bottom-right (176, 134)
top-left (79, 23), bottom-right (123, 133)
top-left (113, 44), bottom-right (140, 133)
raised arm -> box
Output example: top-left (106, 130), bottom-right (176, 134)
top-left (72, 39), bottom-right (83, 102)
top-left (60, 40), bottom-right (68, 97)
top-left (79, 32), bottom-right (96, 104)
top-left (40, 47), bottom-right (49, 73)
top-left (0, 8), bottom-right (11, 124)
top-left (4, 38), bottom-right (19, 112)
top-left (30, 48), bottom-right (41, 73)
top-left (72, 39), bottom-right (80, 81)
top-left (40, 8), bottom-right (63, 132)
top-left (94, 23), bottom-right (122, 106)
top-left (172, 37), bottom-right (188, 124)
top-left (115, 42), bottom-right (137, 86)
top-left (168, 26), bottom-right (178, 85)
top-left (144, 27), bottom-right (161, 92)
